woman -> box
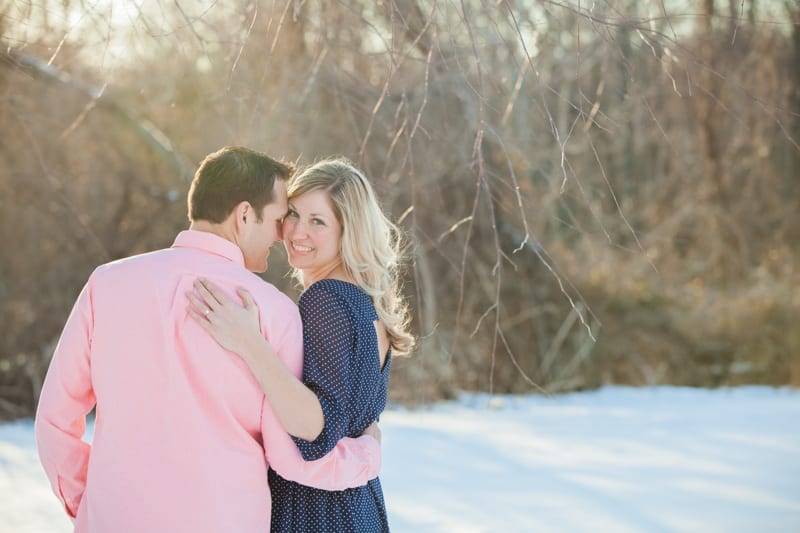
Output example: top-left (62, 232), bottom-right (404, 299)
top-left (187, 158), bottom-right (414, 532)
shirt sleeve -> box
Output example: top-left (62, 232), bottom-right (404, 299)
top-left (261, 399), bottom-right (381, 490)
top-left (34, 277), bottom-right (96, 520)
top-left (292, 286), bottom-right (357, 461)
top-left (260, 299), bottom-right (380, 489)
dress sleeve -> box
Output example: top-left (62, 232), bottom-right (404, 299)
top-left (34, 277), bottom-right (96, 520)
top-left (261, 301), bottom-right (380, 489)
top-left (293, 285), bottom-right (357, 461)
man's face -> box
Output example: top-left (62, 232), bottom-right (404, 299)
top-left (240, 180), bottom-right (288, 273)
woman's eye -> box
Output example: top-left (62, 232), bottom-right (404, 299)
top-left (286, 209), bottom-right (299, 219)
top-left (311, 218), bottom-right (325, 226)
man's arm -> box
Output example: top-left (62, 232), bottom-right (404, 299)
top-left (34, 278), bottom-right (96, 519)
top-left (261, 399), bottom-right (381, 490)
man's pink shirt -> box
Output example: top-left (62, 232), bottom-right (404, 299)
top-left (35, 230), bottom-right (381, 532)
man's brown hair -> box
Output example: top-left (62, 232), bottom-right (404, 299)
top-left (188, 146), bottom-right (295, 223)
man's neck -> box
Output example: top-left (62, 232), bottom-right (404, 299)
top-left (189, 220), bottom-right (236, 243)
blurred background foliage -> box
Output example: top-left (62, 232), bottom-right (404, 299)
top-left (0, 0), bottom-right (798, 419)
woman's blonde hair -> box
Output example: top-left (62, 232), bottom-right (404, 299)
top-left (288, 158), bottom-right (415, 356)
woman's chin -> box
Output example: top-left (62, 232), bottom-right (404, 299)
top-left (286, 257), bottom-right (306, 270)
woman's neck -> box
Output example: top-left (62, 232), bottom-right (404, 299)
top-left (301, 263), bottom-right (352, 289)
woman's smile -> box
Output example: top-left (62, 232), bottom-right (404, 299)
top-left (290, 241), bottom-right (314, 254)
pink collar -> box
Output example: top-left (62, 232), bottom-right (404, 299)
top-left (171, 230), bottom-right (245, 266)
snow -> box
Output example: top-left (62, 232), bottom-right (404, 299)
top-left (2, 386), bottom-right (798, 532)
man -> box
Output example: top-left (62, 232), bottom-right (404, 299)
top-left (35, 146), bottom-right (381, 532)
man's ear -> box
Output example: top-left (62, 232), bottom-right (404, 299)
top-left (232, 201), bottom-right (252, 234)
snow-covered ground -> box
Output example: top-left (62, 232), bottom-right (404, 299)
top-left (2, 386), bottom-right (798, 532)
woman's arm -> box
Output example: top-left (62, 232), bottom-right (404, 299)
top-left (186, 279), bottom-right (324, 441)
top-left (290, 285), bottom-right (363, 461)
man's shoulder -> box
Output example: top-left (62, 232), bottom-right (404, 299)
top-left (242, 275), bottom-right (298, 313)
top-left (90, 247), bottom-right (171, 279)
top-left (206, 271), bottom-right (301, 328)
top-left (245, 278), bottom-right (302, 359)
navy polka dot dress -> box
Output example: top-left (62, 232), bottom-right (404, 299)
top-left (269, 278), bottom-right (391, 532)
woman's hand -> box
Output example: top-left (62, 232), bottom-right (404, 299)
top-left (186, 278), bottom-right (263, 359)
top-left (361, 421), bottom-right (381, 445)
top-left (188, 279), bottom-right (326, 440)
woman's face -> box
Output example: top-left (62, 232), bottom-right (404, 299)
top-left (282, 189), bottom-right (343, 279)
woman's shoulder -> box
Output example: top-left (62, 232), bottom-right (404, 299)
top-left (299, 279), bottom-right (376, 320)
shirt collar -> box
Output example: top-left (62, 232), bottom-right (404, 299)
top-left (171, 230), bottom-right (245, 267)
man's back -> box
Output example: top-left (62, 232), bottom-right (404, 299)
top-left (37, 147), bottom-right (383, 532)
top-left (36, 231), bottom-right (303, 532)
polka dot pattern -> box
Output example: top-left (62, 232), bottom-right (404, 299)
top-left (269, 279), bottom-right (391, 532)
